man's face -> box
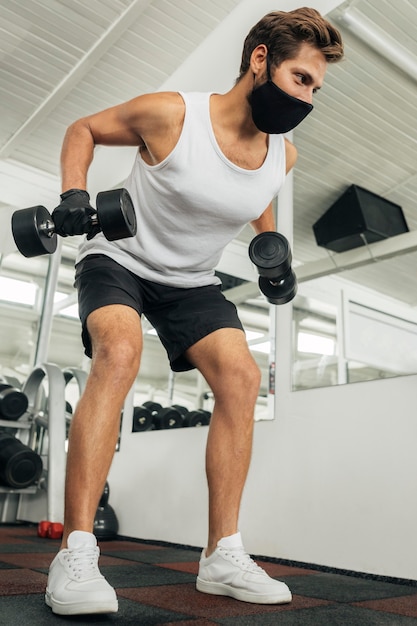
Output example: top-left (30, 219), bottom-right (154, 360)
top-left (271, 42), bottom-right (328, 105)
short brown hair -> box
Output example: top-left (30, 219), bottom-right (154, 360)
top-left (238, 7), bottom-right (344, 80)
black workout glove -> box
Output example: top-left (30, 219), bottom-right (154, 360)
top-left (52, 189), bottom-right (100, 240)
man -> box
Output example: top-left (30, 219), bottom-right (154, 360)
top-left (45, 7), bottom-right (343, 616)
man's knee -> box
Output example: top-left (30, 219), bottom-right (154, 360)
top-left (85, 339), bottom-right (141, 401)
top-left (236, 356), bottom-right (262, 397)
top-left (87, 305), bottom-right (142, 375)
top-left (214, 354), bottom-right (261, 403)
top-left (93, 337), bottom-right (141, 373)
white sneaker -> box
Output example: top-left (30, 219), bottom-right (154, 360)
top-left (45, 530), bottom-right (118, 615)
top-left (196, 532), bottom-right (292, 604)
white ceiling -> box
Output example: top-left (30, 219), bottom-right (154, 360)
top-left (0, 0), bottom-right (416, 386)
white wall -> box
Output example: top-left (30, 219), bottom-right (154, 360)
top-left (242, 369), bottom-right (417, 580)
top-left (108, 316), bottom-right (417, 582)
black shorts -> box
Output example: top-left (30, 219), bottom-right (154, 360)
top-left (74, 254), bottom-right (244, 372)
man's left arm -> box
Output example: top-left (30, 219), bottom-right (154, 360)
top-left (250, 202), bottom-right (276, 234)
top-left (250, 138), bottom-right (298, 234)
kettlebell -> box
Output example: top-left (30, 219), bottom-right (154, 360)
top-left (94, 482), bottom-right (119, 540)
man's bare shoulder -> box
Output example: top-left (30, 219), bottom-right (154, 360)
top-left (128, 91), bottom-right (185, 120)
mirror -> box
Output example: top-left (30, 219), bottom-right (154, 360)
top-left (0, 251), bottom-right (49, 379)
top-left (292, 252), bottom-right (417, 391)
top-left (134, 293), bottom-right (273, 423)
top-left (0, 227), bottom-right (273, 425)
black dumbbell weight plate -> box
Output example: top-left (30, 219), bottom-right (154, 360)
top-left (11, 205), bottom-right (57, 257)
top-left (143, 401), bottom-right (163, 415)
top-left (0, 433), bottom-right (43, 488)
top-left (184, 409), bottom-right (210, 427)
top-left (153, 407), bottom-right (183, 430)
top-left (0, 384), bottom-right (28, 420)
top-left (259, 270), bottom-right (297, 305)
top-left (96, 188), bottom-right (137, 241)
top-left (171, 404), bottom-right (189, 418)
top-left (249, 232), bottom-right (291, 279)
top-left (132, 406), bottom-right (153, 432)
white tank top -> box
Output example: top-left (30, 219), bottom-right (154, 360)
top-left (77, 92), bottom-right (286, 288)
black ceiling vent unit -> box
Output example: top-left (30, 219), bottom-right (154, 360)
top-left (312, 184), bottom-right (409, 253)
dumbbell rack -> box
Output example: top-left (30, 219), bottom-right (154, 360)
top-left (0, 363), bottom-right (67, 525)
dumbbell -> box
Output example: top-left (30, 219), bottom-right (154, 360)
top-left (152, 407), bottom-right (183, 430)
top-left (171, 404), bottom-right (211, 427)
top-left (0, 384), bottom-right (28, 420)
top-left (183, 409), bottom-right (211, 427)
top-left (143, 401), bottom-right (163, 415)
top-left (0, 432), bottom-right (43, 488)
top-left (11, 188), bottom-right (137, 258)
top-left (132, 405), bottom-right (153, 432)
top-left (142, 401), bottom-right (181, 430)
top-left (38, 521), bottom-right (64, 539)
top-left (142, 400), bottom-right (162, 430)
top-left (248, 232), bottom-right (297, 305)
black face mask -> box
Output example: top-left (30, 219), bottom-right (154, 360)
top-left (249, 55), bottom-right (313, 134)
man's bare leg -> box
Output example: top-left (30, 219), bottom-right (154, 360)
top-left (61, 305), bottom-right (142, 548)
top-left (188, 328), bottom-right (292, 605)
top-left (186, 328), bottom-right (261, 554)
top-left (46, 305), bottom-right (142, 615)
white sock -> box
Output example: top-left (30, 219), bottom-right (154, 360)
top-left (67, 530), bottom-right (97, 549)
top-left (218, 531), bottom-right (242, 548)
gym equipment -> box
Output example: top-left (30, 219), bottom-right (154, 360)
top-left (153, 406), bottom-right (183, 430)
top-left (135, 402), bottom-right (211, 430)
top-left (11, 188), bottom-right (137, 258)
top-left (171, 404), bottom-right (189, 418)
top-left (183, 409), bottom-right (211, 427)
top-left (0, 384), bottom-right (28, 420)
top-left (37, 520), bottom-right (63, 539)
top-left (249, 231), bottom-right (297, 305)
top-left (94, 482), bottom-right (119, 540)
top-left (0, 432), bottom-right (43, 488)
top-left (132, 405), bottom-right (153, 432)
top-left (143, 400), bottom-right (163, 415)
top-left (132, 401), bottom-right (212, 431)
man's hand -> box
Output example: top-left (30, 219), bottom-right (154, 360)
top-left (52, 189), bottom-right (100, 240)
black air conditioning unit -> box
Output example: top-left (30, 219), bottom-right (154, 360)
top-left (312, 184), bottom-right (409, 253)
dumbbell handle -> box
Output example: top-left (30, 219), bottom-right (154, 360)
top-left (265, 265), bottom-right (293, 287)
top-left (39, 214), bottom-right (99, 238)
top-left (39, 219), bottom-right (55, 237)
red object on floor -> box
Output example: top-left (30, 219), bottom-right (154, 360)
top-left (37, 521), bottom-right (50, 538)
top-left (37, 521), bottom-right (63, 539)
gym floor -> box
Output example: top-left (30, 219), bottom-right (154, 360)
top-left (1, 524), bottom-right (417, 625)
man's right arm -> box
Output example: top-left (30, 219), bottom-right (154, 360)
top-left (53, 92), bottom-right (185, 237)
top-left (60, 121), bottom-right (96, 193)
top-left (60, 91), bottom-right (185, 192)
